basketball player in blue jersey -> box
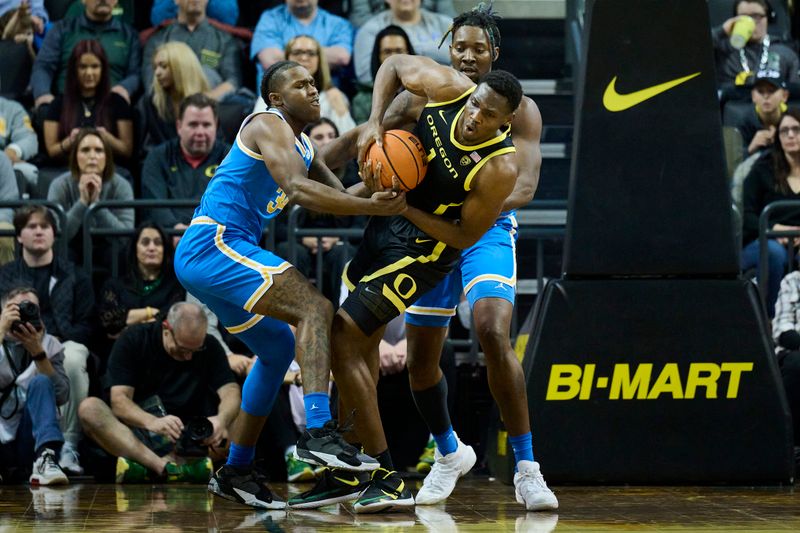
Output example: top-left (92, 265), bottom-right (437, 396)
top-left (380, 4), bottom-right (558, 511)
top-left (288, 55), bottom-right (521, 513)
top-left (173, 60), bottom-right (406, 509)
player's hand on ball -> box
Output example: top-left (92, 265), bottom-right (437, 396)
top-left (369, 187), bottom-right (406, 215)
top-left (360, 159), bottom-right (385, 192)
top-left (357, 120), bottom-right (384, 167)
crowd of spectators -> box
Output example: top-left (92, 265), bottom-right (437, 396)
top-left (0, 0), bottom-right (457, 486)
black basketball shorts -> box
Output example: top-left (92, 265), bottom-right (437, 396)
top-left (341, 216), bottom-right (461, 335)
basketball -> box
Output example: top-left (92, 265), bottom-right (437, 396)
top-left (366, 130), bottom-right (428, 191)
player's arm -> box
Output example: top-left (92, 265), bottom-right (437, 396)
top-left (358, 55), bottom-right (472, 162)
top-left (503, 96), bottom-right (543, 211)
top-left (402, 156), bottom-right (518, 249)
top-left (245, 115), bottom-right (405, 216)
top-left (308, 141), bottom-right (346, 192)
top-left (382, 90), bottom-right (427, 131)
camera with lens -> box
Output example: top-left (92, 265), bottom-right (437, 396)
top-left (175, 416), bottom-right (213, 457)
top-left (12, 300), bottom-right (43, 333)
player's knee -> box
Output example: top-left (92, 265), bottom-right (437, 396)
top-left (406, 353), bottom-right (436, 378)
top-left (474, 316), bottom-right (512, 357)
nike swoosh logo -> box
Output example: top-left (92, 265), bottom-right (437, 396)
top-left (438, 110), bottom-right (447, 124)
top-left (602, 72), bottom-right (701, 112)
top-left (334, 476), bottom-right (361, 487)
top-left (415, 238), bottom-right (432, 244)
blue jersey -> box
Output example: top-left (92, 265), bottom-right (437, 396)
top-left (193, 109), bottom-right (314, 242)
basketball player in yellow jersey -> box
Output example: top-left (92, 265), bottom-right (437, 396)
top-left (289, 54), bottom-right (521, 513)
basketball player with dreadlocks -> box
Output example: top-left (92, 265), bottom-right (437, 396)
top-left (383, 2), bottom-right (558, 511)
top-left (174, 60), bottom-right (405, 509)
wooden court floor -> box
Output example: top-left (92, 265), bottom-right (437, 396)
top-left (1, 476), bottom-right (799, 532)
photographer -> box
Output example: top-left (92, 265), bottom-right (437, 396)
top-left (78, 302), bottom-right (239, 483)
top-left (0, 205), bottom-right (95, 475)
top-left (0, 286), bottom-right (69, 485)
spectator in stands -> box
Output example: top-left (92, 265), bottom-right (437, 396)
top-left (741, 108), bottom-right (800, 316)
top-left (48, 128), bottom-right (134, 265)
top-left (0, 205), bottom-right (95, 477)
top-left (0, 1), bottom-right (47, 35)
top-left (354, 0), bottom-right (450, 85)
top-left (143, 0), bottom-right (242, 102)
top-left (254, 35), bottom-right (355, 133)
top-left (0, 152), bottom-right (18, 265)
top-left (43, 40), bottom-right (134, 164)
top-left (305, 117), bottom-right (358, 183)
top-left (150, 0), bottom-right (240, 27)
top-left (275, 117), bottom-right (360, 305)
top-left (351, 24), bottom-right (414, 124)
top-left (712, 0), bottom-right (799, 90)
top-left (349, 0), bottom-right (454, 28)
top-left (771, 271), bottom-right (800, 458)
top-left (736, 70), bottom-right (789, 155)
top-left (1, 0), bottom-right (36, 59)
top-left (139, 41), bottom-right (213, 150)
top-left (97, 221), bottom-right (185, 341)
top-left (142, 94), bottom-right (228, 246)
top-left (251, 0), bottom-right (353, 85)
top-left (0, 95), bottom-right (38, 190)
top-left (0, 286), bottom-right (69, 485)
top-left (31, 0), bottom-right (141, 109)
top-left (78, 302), bottom-right (240, 483)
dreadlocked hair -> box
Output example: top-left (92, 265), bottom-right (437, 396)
top-left (438, 1), bottom-right (502, 51)
top-left (260, 60), bottom-right (301, 106)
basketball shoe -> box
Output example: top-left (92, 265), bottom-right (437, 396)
top-left (30, 449), bottom-right (68, 486)
top-left (208, 464), bottom-right (286, 509)
top-left (416, 437), bottom-right (436, 474)
top-left (288, 468), bottom-right (369, 508)
top-left (514, 461), bottom-right (558, 511)
top-left (294, 419), bottom-right (379, 471)
top-left (352, 468), bottom-right (415, 514)
top-left (286, 452), bottom-right (316, 482)
top-left (415, 434), bottom-right (476, 505)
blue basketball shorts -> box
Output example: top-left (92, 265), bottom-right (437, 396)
top-left (174, 216), bottom-right (293, 336)
top-left (405, 213), bottom-right (518, 328)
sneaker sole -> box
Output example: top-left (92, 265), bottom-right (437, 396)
top-left (208, 478), bottom-right (287, 510)
top-left (293, 449), bottom-right (379, 472)
top-left (30, 475), bottom-right (69, 486)
top-left (353, 495), bottom-right (416, 514)
top-left (288, 489), bottom-right (363, 509)
top-left (515, 490), bottom-right (559, 511)
top-left (287, 469), bottom-right (316, 482)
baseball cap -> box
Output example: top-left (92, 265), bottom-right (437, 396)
top-left (753, 69), bottom-right (786, 89)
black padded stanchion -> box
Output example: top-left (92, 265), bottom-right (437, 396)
top-left (524, 0), bottom-right (794, 483)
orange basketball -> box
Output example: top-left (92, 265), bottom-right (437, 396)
top-left (366, 130), bottom-right (428, 192)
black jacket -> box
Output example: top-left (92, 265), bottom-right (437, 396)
top-left (0, 256), bottom-right (95, 345)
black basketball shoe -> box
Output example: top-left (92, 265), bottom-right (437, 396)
top-left (353, 468), bottom-right (415, 514)
top-left (287, 467), bottom-right (370, 509)
top-left (294, 419), bottom-right (379, 471)
top-left (208, 464), bottom-right (286, 509)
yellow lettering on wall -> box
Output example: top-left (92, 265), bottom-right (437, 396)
top-left (721, 362), bottom-right (754, 398)
top-left (609, 363), bottom-right (652, 400)
top-left (684, 363), bottom-right (721, 399)
top-left (647, 363), bottom-right (683, 399)
top-left (546, 365), bottom-right (582, 400)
